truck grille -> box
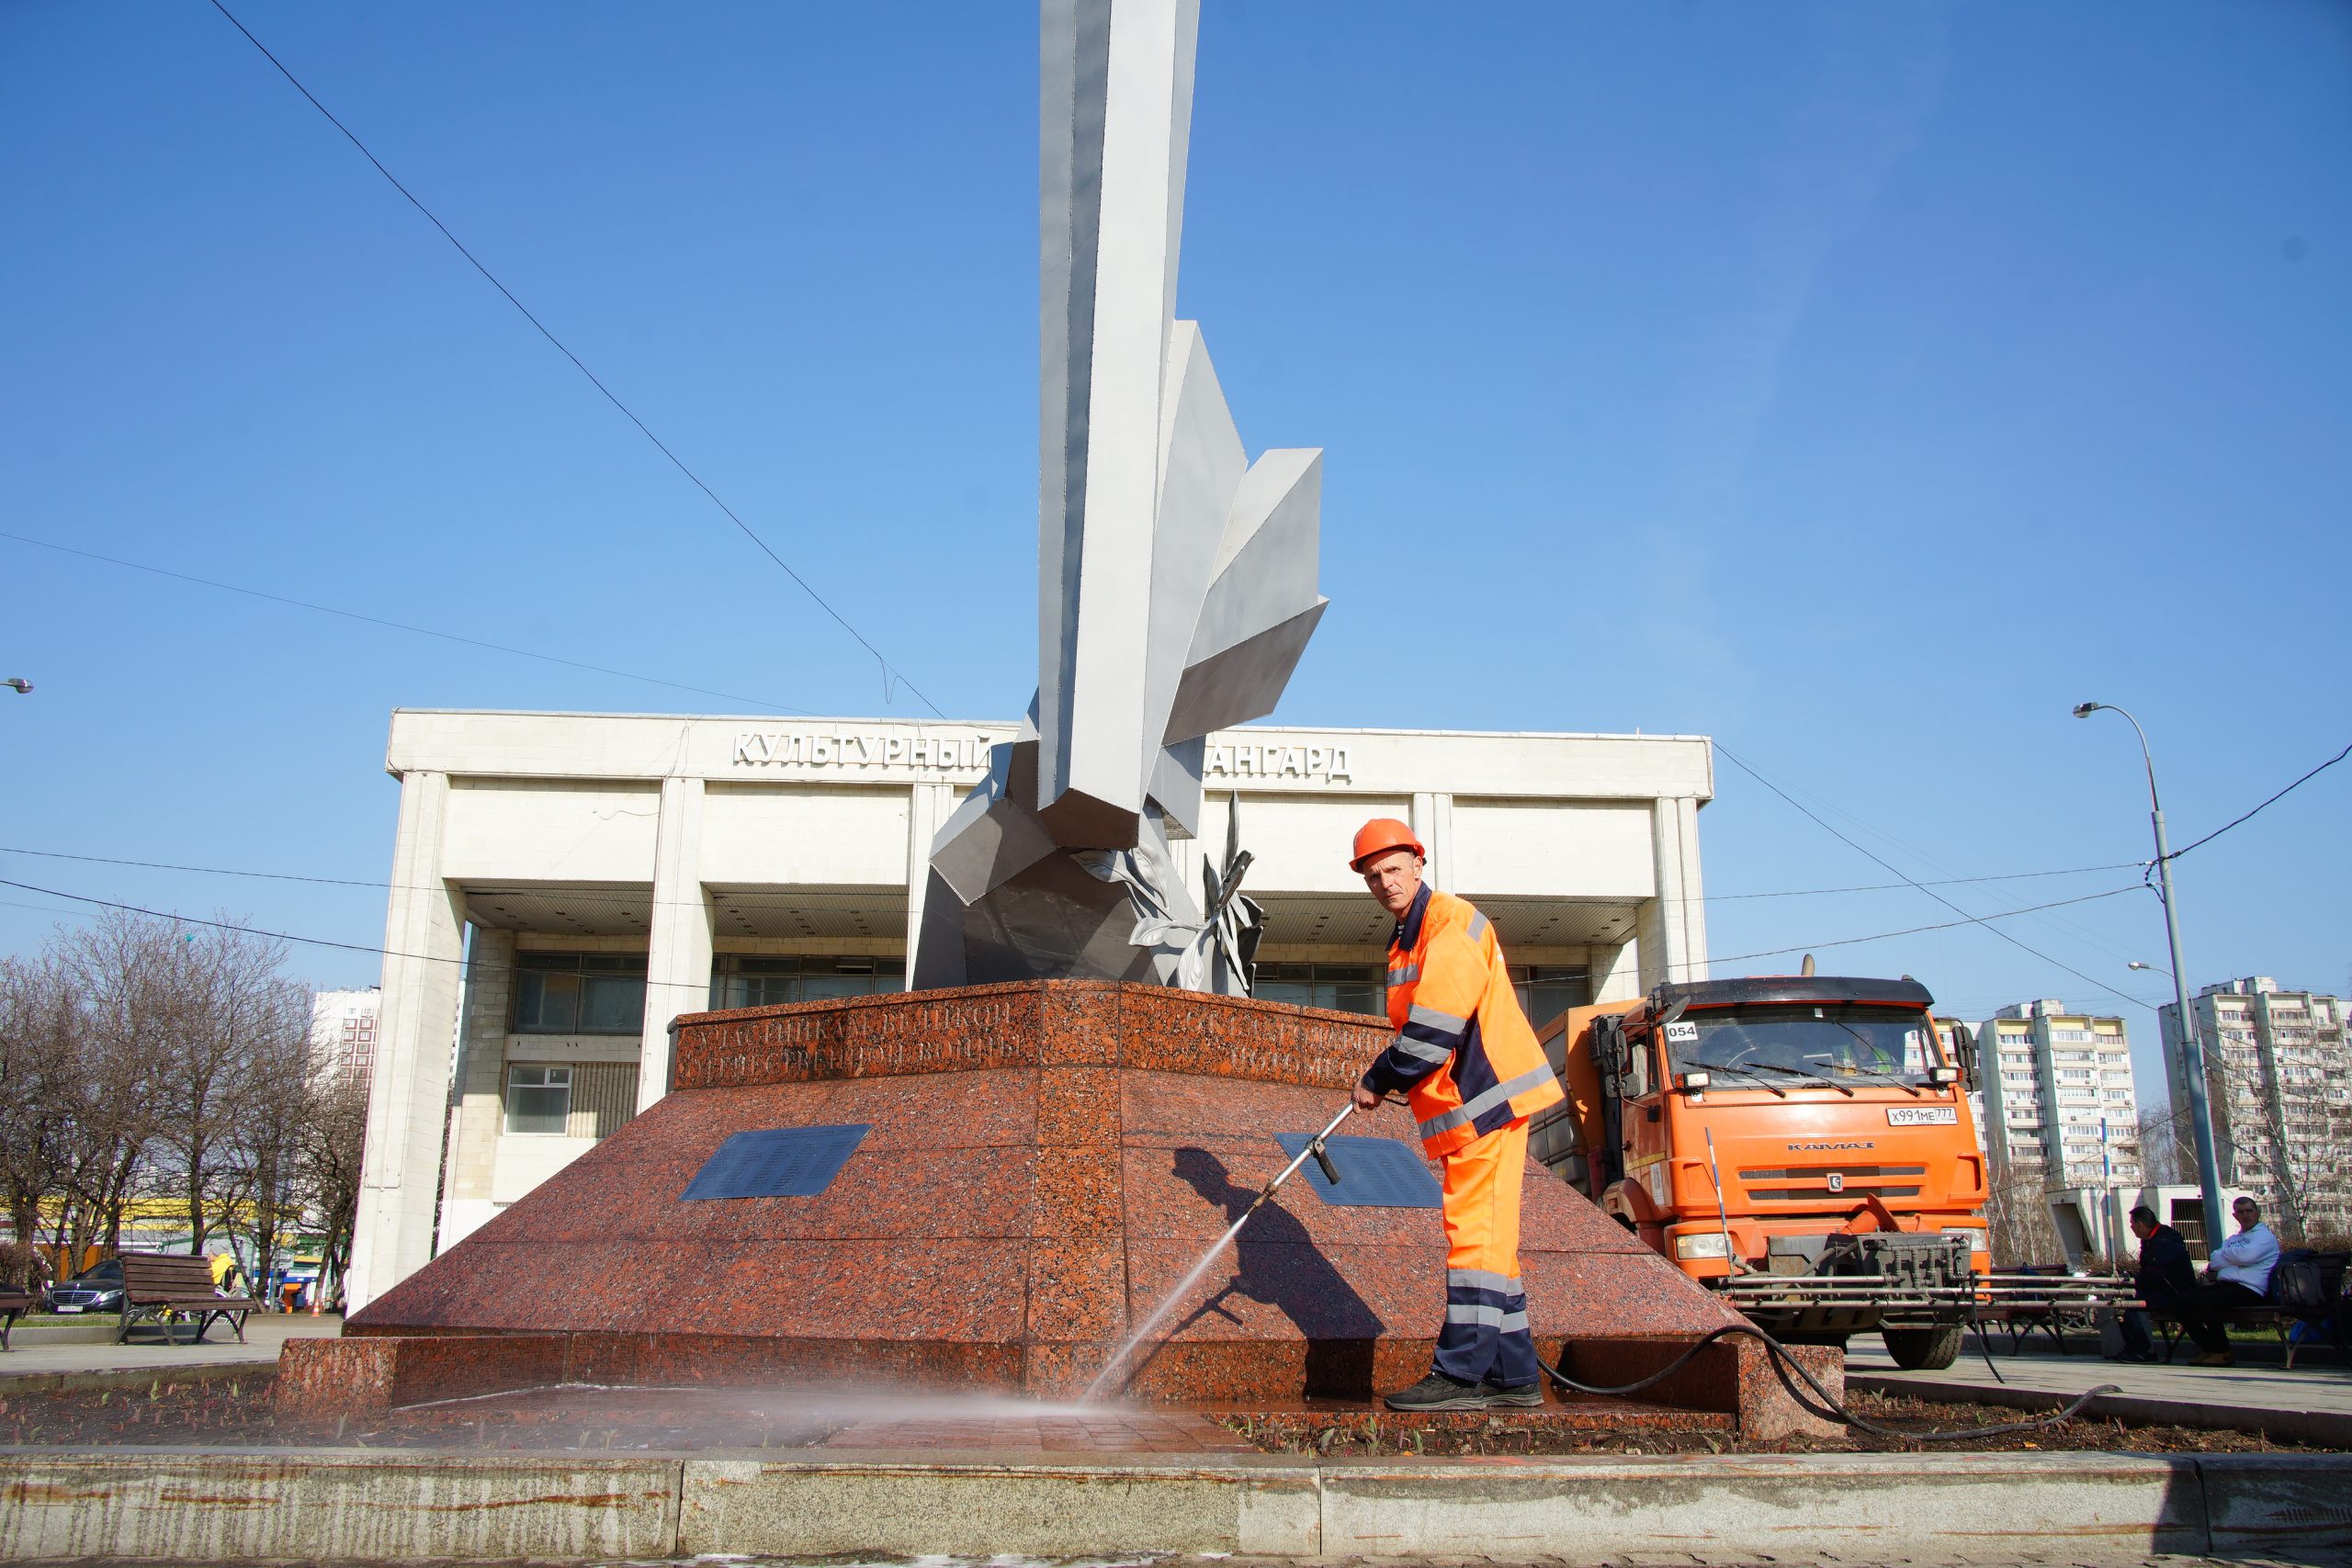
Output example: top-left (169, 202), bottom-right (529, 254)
top-left (1739, 1164), bottom-right (1926, 1201)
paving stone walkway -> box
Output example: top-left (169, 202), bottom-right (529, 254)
top-left (1849, 1334), bottom-right (2352, 1421)
top-left (0, 1313), bottom-right (341, 1379)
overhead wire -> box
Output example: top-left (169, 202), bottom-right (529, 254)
top-left (1705, 862), bottom-right (2141, 902)
top-left (1713, 744), bottom-right (2159, 1014)
top-left (1, 531), bottom-right (822, 716)
top-left (1720, 746), bottom-right (2152, 970)
top-left (2159, 739), bottom-right (2350, 864)
top-left (1706, 886), bottom-right (2143, 968)
top-left (0, 875), bottom-right (717, 995)
top-left (202, 0), bottom-right (946, 719)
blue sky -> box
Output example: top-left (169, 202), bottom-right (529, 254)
top-left (4, 1), bottom-right (2346, 1101)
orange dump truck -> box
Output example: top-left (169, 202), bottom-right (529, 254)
top-left (1529, 976), bottom-right (1989, 1370)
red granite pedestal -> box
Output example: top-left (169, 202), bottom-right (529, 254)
top-left (308, 983), bottom-right (1831, 1436)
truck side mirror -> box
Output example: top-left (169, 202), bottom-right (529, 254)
top-left (1954, 1024), bottom-right (1979, 1091)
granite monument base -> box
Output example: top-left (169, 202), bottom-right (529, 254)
top-left (312, 983), bottom-right (1830, 1436)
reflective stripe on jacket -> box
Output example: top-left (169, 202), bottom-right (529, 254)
top-left (1361, 884), bottom-right (1564, 1156)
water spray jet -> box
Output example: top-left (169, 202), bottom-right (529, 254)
top-left (1083, 1100), bottom-right (1355, 1403)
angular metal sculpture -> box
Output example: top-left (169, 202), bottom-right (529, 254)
top-left (912, 0), bottom-right (1323, 992)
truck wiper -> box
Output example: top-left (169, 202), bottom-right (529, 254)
top-left (1744, 1060), bottom-right (1857, 1097)
top-left (1700, 1063), bottom-right (1788, 1098)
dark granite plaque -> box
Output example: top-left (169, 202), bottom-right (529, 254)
top-left (1272, 1133), bottom-right (1442, 1209)
top-left (683, 1125), bottom-right (870, 1200)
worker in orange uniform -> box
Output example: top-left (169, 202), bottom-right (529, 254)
top-left (1348, 818), bottom-right (1565, 1410)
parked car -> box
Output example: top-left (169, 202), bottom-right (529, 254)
top-left (47, 1258), bottom-right (125, 1314)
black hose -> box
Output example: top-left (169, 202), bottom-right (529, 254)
top-left (1541, 1324), bottom-right (2120, 1443)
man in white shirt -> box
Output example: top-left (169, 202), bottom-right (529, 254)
top-left (2185, 1197), bottom-right (2279, 1366)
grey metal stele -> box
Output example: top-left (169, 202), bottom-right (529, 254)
top-left (911, 0), bottom-right (1325, 996)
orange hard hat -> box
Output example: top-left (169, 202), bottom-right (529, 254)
top-left (1350, 818), bottom-right (1425, 872)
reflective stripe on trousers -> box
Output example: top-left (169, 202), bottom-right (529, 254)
top-left (1430, 1115), bottom-right (1540, 1389)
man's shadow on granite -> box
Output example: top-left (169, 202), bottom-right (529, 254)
top-left (1153, 1145), bottom-right (1387, 1398)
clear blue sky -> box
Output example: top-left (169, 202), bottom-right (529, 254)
top-left (5, 2), bottom-right (2346, 1102)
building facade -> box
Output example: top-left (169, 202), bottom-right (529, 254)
top-left (346, 710), bottom-right (1716, 1312)
top-left (2162, 977), bottom-right (2352, 1239)
top-left (1973, 1000), bottom-right (2142, 1189)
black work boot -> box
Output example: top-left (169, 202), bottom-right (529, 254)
top-left (1482, 1381), bottom-right (1544, 1408)
top-left (1383, 1371), bottom-right (1487, 1411)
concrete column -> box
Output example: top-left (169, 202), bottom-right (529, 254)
top-left (638, 776), bottom-right (711, 1113)
top-left (1590, 940), bottom-right (1641, 1004)
top-left (1409, 791), bottom-right (1453, 890)
top-left (1636, 795), bottom-right (1708, 991)
top-left (348, 771), bottom-right (467, 1314)
top-left (903, 783), bottom-right (950, 988)
top-left (437, 925), bottom-right (514, 1253)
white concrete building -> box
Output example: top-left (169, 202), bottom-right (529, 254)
top-left (310, 987), bottom-right (382, 1085)
top-left (1973, 1000), bottom-right (2142, 1190)
top-left (2162, 977), bottom-right (2352, 1239)
top-left (345, 710), bottom-right (1716, 1312)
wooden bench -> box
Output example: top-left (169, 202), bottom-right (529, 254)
top-left (0, 1286), bottom-right (30, 1351)
top-left (114, 1252), bottom-right (256, 1347)
top-left (2150, 1303), bottom-right (2290, 1363)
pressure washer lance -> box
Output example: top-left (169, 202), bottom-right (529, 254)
top-left (1081, 1100), bottom-right (1354, 1401)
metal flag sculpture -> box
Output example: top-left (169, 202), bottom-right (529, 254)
top-left (911, 0), bottom-right (1322, 992)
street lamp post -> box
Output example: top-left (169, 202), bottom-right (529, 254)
top-left (2074, 701), bottom-right (2228, 1247)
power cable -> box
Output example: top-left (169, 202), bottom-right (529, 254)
top-left (1706, 862), bottom-right (2141, 902)
top-left (202, 0), bottom-right (945, 719)
top-left (1719, 749), bottom-right (2149, 968)
top-left (2, 530), bottom-right (821, 717)
top-left (1714, 744), bottom-right (2158, 1015)
top-left (0, 874), bottom-right (718, 994)
top-left (2161, 739), bottom-right (2351, 863)
top-left (1707, 886), bottom-right (2142, 968)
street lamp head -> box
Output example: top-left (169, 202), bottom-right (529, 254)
top-left (2072, 701), bottom-right (2102, 718)
top-left (3, 678), bottom-right (30, 696)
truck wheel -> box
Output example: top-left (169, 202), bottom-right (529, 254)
top-left (1882, 1325), bottom-right (1963, 1371)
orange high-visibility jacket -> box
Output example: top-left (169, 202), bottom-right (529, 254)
top-left (1362, 885), bottom-right (1565, 1156)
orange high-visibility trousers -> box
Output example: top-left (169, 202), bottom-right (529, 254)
top-left (1431, 1115), bottom-right (1538, 1387)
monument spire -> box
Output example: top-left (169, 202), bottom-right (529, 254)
top-left (912, 0), bottom-right (1326, 992)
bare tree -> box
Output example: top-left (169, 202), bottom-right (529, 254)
top-left (6, 911), bottom-right (322, 1273)
top-left (296, 1066), bottom-right (370, 1303)
top-left (0, 955), bottom-right (75, 1253)
top-left (1983, 1159), bottom-right (2063, 1268)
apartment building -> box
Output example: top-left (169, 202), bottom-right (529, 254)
top-left (1973, 1000), bottom-right (2142, 1187)
top-left (2161, 977), bottom-right (2352, 1238)
top-left (310, 986), bottom-right (382, 1085)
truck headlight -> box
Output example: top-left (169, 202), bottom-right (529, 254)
top-left (1672, 1232), bottom-right (1730, 1260)
top-left (1942, 1227), bottom-right (1988, 1255)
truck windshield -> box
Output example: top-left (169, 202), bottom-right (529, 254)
top-left (1668, 1004), bottom-right (1939, 1085)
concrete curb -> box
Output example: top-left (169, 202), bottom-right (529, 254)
top-left (0, 1362), bottom-right (266, 1397)
top-left (0, 1447), bottom-right (2346, 1562)
top-left (0, 1325), bottom-right (118, 1348)
top-left (1850, 1370), bottom-right (2352, 1448)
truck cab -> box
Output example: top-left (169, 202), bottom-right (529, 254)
top-left (1531, 976), bottom-right (1990, 1369)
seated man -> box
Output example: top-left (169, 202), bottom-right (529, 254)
top-left (2184, 1196), bottom-right (2279, 1367)
top-left (2114, 1204), bottom-right (2194, 1362)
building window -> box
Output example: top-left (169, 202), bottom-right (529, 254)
top-left (512, 953), bottom-right (647, 1034)
top-left (710, 954), bottom-right (906, 1010)
top-left (1514, 965), bottom-right (1593, 1029)
top-left (505, 1065), bottom-right (571, 1134)
top-left (1253, 963), bottom-right (1385, 1017)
